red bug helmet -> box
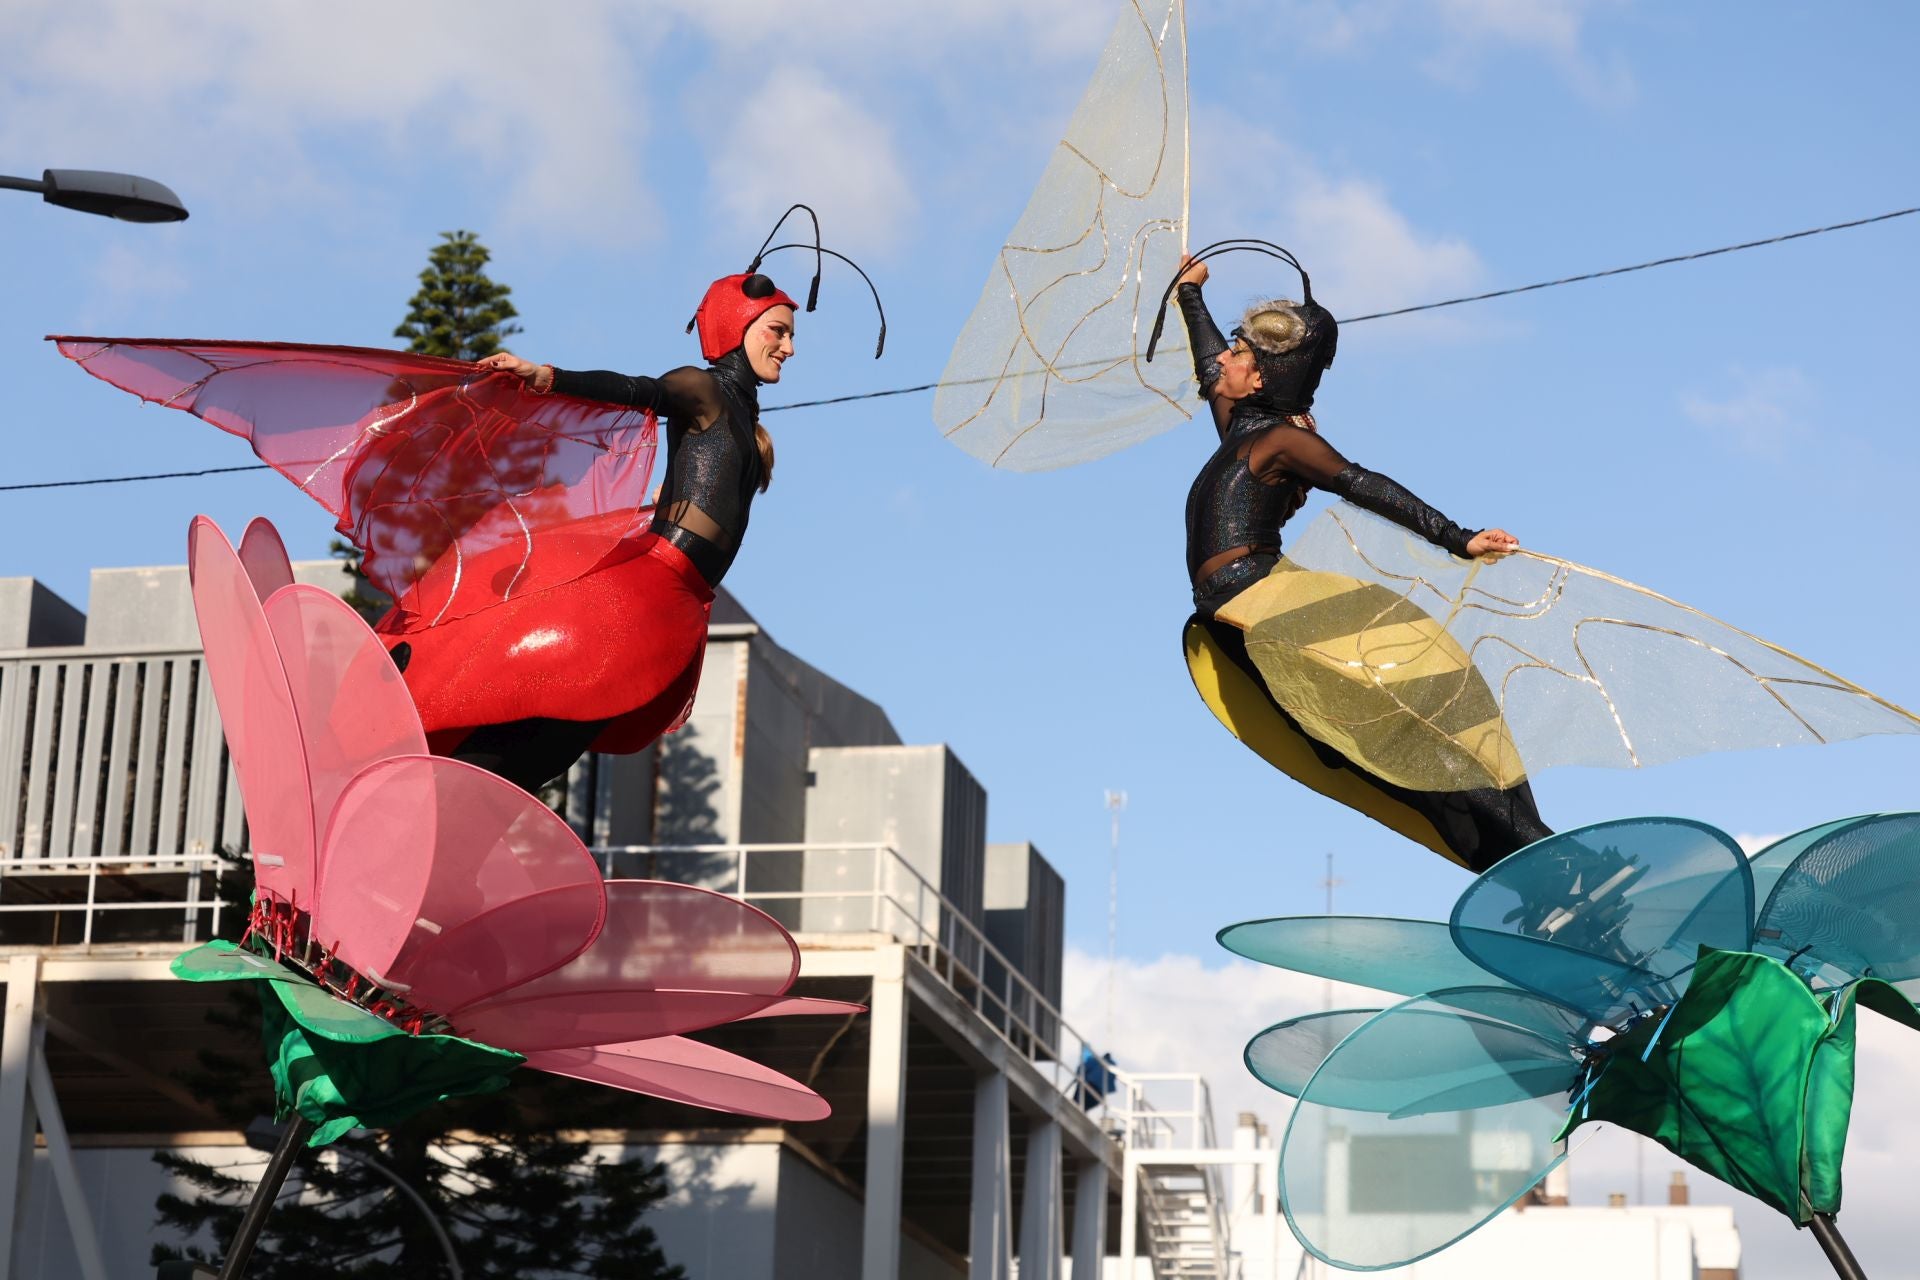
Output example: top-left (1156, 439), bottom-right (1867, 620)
top-left (684, 204), bottom-right (887, 362)
top-left (691, 273), bottom-right (799, 362)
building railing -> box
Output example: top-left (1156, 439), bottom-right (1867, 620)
top-left (0, 852), bottom-right (230, 948)
top-left (1109, 1071), bottom-right (1221, 1153)
top-left (593, 842), bottom-right (1123, 1127)
top-left (0, 828), bottom-right (1226, 1171)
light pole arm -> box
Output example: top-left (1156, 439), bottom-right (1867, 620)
top-left (1, 168), bottom-right (187, 220)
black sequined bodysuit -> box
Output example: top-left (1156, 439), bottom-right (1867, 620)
top-left (1175, 281), bottom-right (1550, 870)
top-left (551, 348), bottom-right (765, 587)
top-left (447, 350), bottom-right (768, 795)
top-left (1177, 283), bottom-right (1477, 616)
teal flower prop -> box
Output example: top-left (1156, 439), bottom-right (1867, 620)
top-left (1221, 813), bottom-right (1920, 1275)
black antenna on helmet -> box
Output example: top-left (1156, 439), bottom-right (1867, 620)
top-left (1145, 238), bottom-right (1315, 362)
top-left (748, 204), bottom-right (823, 312)
top-left (757, 243), bottom-right (887, 358)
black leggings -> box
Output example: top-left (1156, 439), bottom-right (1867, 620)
top-left (1198, 616), bottom-right (1551, 872)
top-left (451, 717), bottom-right (610, 795)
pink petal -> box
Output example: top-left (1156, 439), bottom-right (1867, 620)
top-left (526, 1036), bottom-right (830, 1121)
top-left (735, 997), bottom-right (867, 1021)
top-left (386, 882), bottom-right (608, 1013)
top-left (460, 880), bottom-right (797, 1010)
top-left (448, 880), bottom-right (801, 1048)
top-left (455, 988), bottom-right (778, 1053)
top-left (262, 586), bottom-right (425, 878)
top-left (236, 517), bottom-right (294, 600)
top-left (186, 517), bottom-right (315, 905)
top-left (314, 756), bottom-right (604, 987)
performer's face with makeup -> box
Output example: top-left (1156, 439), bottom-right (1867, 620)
top-left (745, 307), bottom-right (796, 382)
top-left (1214, 338), bottom-right (1264, 400)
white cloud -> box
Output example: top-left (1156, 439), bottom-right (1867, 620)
top-left (1425, 0), bottom-right (1635, 104)
top-left (655, 0), bottom-right (1115, 63)
top-left (1681, 366), bottom-right (1816, 460)
top-left (1061, 944), bottom-right (1395, 1138)
top-left (0, 0), bottom-right (661, 244)
top-left (1191, 111), bottom-right (1485, 331)
top-left (704, 66), bottom-right (919, 256)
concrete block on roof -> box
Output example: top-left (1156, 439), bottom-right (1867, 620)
top-left (0, 578), bottom-right (86, 649)
top-left (802, 744), bottom-right (987, 940)
top-left (83, 559), bottom-right (372, 648)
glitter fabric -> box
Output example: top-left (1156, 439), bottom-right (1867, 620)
top-left (554, 349), bottom-right (767, 587)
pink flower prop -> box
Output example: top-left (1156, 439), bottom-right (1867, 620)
top-left (188, 515), bottom-right (859, 1122)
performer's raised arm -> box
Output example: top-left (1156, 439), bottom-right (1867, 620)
top-left (1173, 255), bottom-right (1233, 437)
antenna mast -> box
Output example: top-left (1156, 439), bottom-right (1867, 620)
top-left (1104, 789), bottom-right (1128, 1048)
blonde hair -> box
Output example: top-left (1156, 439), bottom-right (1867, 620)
top-left (754, 421), bottom-right (775, 492)
top-left (1239, 299), bottom-right (1308, 356)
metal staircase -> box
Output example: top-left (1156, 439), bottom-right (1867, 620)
top-left (1114, 1073), bottom-right (1254, 1279)
top-left (1138, 1157), bottom-right (1232, 1277)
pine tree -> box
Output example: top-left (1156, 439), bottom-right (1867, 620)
top-left (394, 230), bottom-right (523, 360)
top-left (338, 230), bottom-right (525, 608)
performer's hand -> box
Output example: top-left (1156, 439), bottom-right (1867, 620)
top-left (1466, 528), bottom-right (1520, 558)
top-left (1175, 253), bottom-right (1209, 288)
top-left (476, 351), bottom-right (538, 380)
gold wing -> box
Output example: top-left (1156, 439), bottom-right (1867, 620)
top-left (1233, 505), bottom-right (1920, 791)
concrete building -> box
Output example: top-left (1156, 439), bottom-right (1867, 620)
top-left (0, 557), bottom-right (1246, 1280)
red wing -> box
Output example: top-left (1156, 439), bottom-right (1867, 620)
top-left (54, 338), bottom-right (657, 627)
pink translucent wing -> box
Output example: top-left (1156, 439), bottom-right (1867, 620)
top-left (526, 1036), bottom-right (830, 1122)
top-left (186, 517), bottom-right (315, 904)
top-left (313, 756), bottom-right (604, 986)
top-left (54, 338), bottom-right (657, 627)
top-left (236, 517), bottom-right (294, 599)
top-left (736, 997), bottom-right (867, 1021)
top-left (261, 585), bottom-right (425, 868)
top-left (455, 989), bottom-right (779, 1053)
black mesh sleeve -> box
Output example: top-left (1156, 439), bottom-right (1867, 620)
top-left (550, 368), bottom-right (665, 411)
top-left (551, 366), bottom-right (721, 426)
top-left (1327, 465), bottom-right (1478, 558)
top-left (1176, 283), bottom-right (1229, 400)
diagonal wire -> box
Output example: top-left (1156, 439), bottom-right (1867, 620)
top-left (5, 205), bottom-right (1913, 493)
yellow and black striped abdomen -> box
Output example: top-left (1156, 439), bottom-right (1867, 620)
top-left (1215, 559), bottom-right (1528, 794)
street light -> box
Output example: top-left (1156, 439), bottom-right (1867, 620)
top-left (1, 168), bottom-right (188, 222)
top-left (240, 1117), bottom-right (465, 1279)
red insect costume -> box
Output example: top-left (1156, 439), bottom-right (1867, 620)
top-left (386, 272), bottom-right (800, 765)
top-left (56, 207), bottom-right (884, 791)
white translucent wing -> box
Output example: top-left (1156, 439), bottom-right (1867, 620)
top-left (933, 0), bottom-right (1193, 471)
top-left (1277, 505), bottom-right (1920, 786)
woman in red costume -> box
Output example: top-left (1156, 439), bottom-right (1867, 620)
top-left (431, 271), bottom-right (804, 789)
top-left (55, 207), bottom-right (884, 793)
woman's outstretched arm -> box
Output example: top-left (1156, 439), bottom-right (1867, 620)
top-left (1249, 425), bottom-right (1518, 558)
top-left (475, 353), bottom-right (722, 426)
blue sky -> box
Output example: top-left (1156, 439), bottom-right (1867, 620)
top-left (5, 2), bottom-right (1919, 1270)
